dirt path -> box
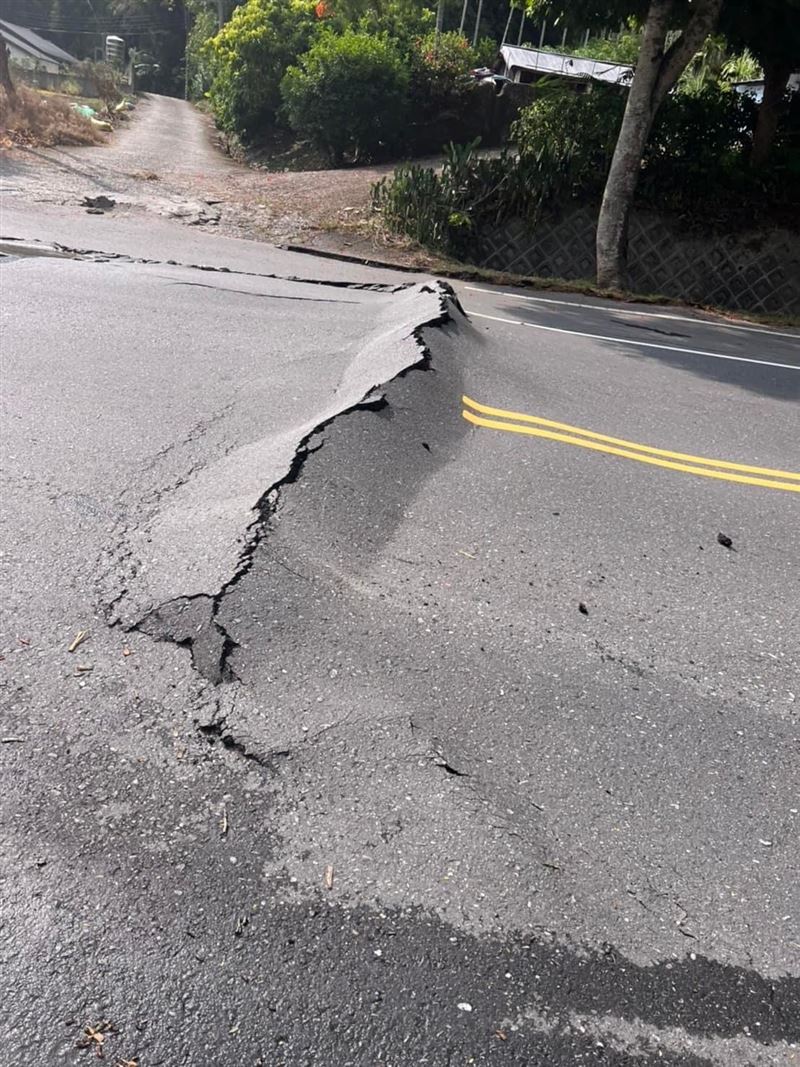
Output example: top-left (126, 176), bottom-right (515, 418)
top-left (0, 93), bottom-right (423, 256)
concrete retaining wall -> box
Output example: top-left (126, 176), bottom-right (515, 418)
top-left (480, 207), bottom-right (800, 315)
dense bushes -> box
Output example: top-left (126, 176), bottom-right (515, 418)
top-left (408, 31), bottom-right (480, 118)
top-left (374, 81), bottom-right (800, 254)
top-left (281, 31), bottom-right (409, 163)
top-left (202, 0), bottom-right (488, 161)
top-left (203, 0), bottom-right (316, 136)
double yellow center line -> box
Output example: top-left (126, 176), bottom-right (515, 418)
top-left (462, 395), bottom-right (800, 493)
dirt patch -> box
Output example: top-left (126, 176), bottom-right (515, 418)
top-left (0, 86), bottom-right (106, 149)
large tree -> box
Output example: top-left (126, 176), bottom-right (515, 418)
top-left (721, 0), bottom-right (800, 167)
top-left (529, 0), bottom-right (724, 289)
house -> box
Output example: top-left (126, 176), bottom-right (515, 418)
top-left (732, 72), bottom-right (800, 103)
top-left (497, 45), bottom-right (633, 89)
top-left (0, 18), bottom-right (78, 73)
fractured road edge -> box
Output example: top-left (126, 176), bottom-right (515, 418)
top-left (130, 279), bottom-right (465, 686)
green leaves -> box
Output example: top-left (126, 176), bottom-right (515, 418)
top-left (281, 30), bottom-right (409, 163)
top-left (203, 0), bottom-right (317, 135)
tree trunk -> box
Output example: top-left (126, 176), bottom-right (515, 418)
top-left (751, 59), bottom-right (791, 168)
top-left (595, 0), bottom-right (723, 289)
top-left (0, 33), bottom-right (17, 102)
top-left (595, 0), bottom-right (672, 289)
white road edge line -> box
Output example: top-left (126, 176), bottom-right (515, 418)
top-left (464, 286), bottom-right (800, 341)
top-left (466, 311), bottom-right (800, 371)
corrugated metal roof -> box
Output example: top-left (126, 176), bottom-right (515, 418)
top-left (499, 45), bottom-right (632, 86)
top-left (0, 18), bottom-right (78, 66)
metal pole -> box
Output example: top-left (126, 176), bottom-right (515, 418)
top-left (501, 3), bottom-right (514, 47)
top-left (435, 0), bottom-right (445, 42)
top-left (459, 0), bottom-right (468, 34)
top-left (517, 12), bottom-right (525, 45)
top-left (538, 19), bottom-right (546, 47)
top-left (472, 0), bottom-right (483, 47)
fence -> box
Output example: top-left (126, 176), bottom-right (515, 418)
top-left (480, 207), bottom-right (800, 315)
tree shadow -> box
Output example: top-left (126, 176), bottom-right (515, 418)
top-left (498, 300), bottom-right (800, 402)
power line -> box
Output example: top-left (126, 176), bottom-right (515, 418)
top-left (26, 25), bottom-right (170, 35)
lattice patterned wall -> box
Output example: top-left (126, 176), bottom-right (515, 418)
top-left (480, 210), bottom-right (800, 315)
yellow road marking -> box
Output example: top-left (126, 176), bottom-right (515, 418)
top-left (462, 396), bottom-right (800, 481)
top-left (461, 397), bottom-right (800, 493)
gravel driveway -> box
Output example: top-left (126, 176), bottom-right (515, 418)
top-left (0, 93), bottom-right (407, 249)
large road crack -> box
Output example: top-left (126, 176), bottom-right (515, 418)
top-left (129, 281), bottom-right (460, 685)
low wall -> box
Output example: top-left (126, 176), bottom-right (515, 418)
top-left (480, 206), bottom-right (800, 315)
top-left (12, 64), bottom-right (98, 98)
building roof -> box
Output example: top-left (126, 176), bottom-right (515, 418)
top-left (499, 45), bottom-right (632, 86)
top-left (0, 18), bottom-right (78, 66)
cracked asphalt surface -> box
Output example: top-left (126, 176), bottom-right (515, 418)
top-left (2, 95), bottom-right (800, 1067)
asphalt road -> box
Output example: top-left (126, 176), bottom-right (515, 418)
top-left (1, 97), bottom-right (799, 1067)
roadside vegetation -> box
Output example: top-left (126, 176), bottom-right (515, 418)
top-left (374, 75), bottom-right (799, 256)
top-left (182, 0), bottom-right (799, 290)
top-left (0, 86), bottom-right (106, 148)
top-left (0, 54), bottom-right (130, 148)
top-left (197, 0), bottom-right (495, 164)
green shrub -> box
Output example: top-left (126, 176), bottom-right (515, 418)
top-left (513, 82), bottom-right (625, 202)
top-left (409, 31), bottom-right (480, 118)
top-left (373, 139), bottom-right (520, 257)
top-left (203, 0), bottom-right (316, 136)
top-left (351, 0), bottom-right (435, 50)
top-left (281, 31), bottom-right (409, 163)
top-left (374, 78), bottom-right (799, 255)
top-left (186, 5), bottom-right (217, 101)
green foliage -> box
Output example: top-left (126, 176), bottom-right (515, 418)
top-left (186, 5), bottom-right (217, 100)
top-left (409, 31), bottom-right (480, 118)
top-left (349, 0), bottom-right (436, 48)
top-left (281, 30), bottom-right (409, 163)
top-left (374, 78), bottom-right (799, 253)
top-left (374, 138), bottom-right (534, 256)
top-left (203, 0), bottom-right (317, 135)
top-left (513, 81), bottom-right (625, 200)
top-left (474, 36), bottom-right (500, 69)
top-left (540, 23), bottom-right (641, 64)
top-left (721, 49), bottom-right (762, 84)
